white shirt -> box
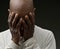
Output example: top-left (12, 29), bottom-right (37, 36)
top-left (0, 25), bottom-right (56, 49)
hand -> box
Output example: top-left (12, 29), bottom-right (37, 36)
top-left (22, 12), bottom-right (35, 41)
top-left (8, 8), bottom-right (35, 42)
top-left (8, 10), bottom-right (23, 45)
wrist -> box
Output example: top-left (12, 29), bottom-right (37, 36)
top-left (24, 34), bottom-right (33, 41)
top-left (12, 38), bottom-right (19, 45)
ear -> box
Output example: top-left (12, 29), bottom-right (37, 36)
top-left (33, 8), bottom-right (36, 16)
top-left (8, 9), bottom-right (10, 12)
top-left (33, 8), bottom-right (36, 12)
top-left (8, 9), bottom-right (11, 13)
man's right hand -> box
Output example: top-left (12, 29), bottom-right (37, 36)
top-left (8, 11), bottom-right (23, 45)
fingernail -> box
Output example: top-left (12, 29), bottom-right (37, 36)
top-left (25, 15), bottom-right (28, 19)
top-left (20, 18), bottom-right (23, 21)
top-left (29, 12), bottom-right (32, 15)
top-left (16, 13), bottom-right (18, 16)
top-left (12, 12), bottom-right (14, 15)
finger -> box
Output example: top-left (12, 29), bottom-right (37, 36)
top-left (17, 26), bottom-right (21, 38)
top-left (16, 18), bottom-right (22, 36)
top-left (16, 18), bottom-right (23, 36)
top-left (8, 9), bottom-right (10, 12)
top-left (16, 18), bottom-right (23, 28)
top-left (8, 12), bottom-right (15, 26)
top-left (22, 19), bottom-right (28, 37)
top-left (29, 12), bottom-right (35, 24)
top-left (12, 13), bottom-right (19, 28)
top-left (33, 8), bottom-right (36, 12)
top-left (25, 15), bottom-right (31, 27)
top-left (22, 19), bottom-right (28, 29)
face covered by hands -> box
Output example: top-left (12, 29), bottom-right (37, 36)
top-left (8, 9), bottom-right (35, 44)
top-left (8, 0), bottom-right (35, 45)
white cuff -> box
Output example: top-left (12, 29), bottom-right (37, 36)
top-left (23, 37), bottom-right (40, 49)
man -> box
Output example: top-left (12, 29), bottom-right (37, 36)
top-left (0, 0), bottom-right (56, 49)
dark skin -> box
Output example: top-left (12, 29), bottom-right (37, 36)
top-left (8, 0), bottom-right (35, 45)
top-left (10, 0), bottom-right (34, 16)
top-left (8, 9), bottom-right (35, 45)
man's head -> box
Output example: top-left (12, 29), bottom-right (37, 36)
top-left (10, 0), bottom-right (34, 16)
top-left (8, 0), bottom-right (35, 41)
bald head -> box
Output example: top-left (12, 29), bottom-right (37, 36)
top-left (10, 0), bottom-right (34, 16)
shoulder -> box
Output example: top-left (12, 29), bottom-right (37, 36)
top-left (0, 29), bottom-right (11, 38)
top-left (0, 29), bottom-right (10, 34)
top-left (34, 25), bottom-right (54, 39)
top-left (34, 25), bottom-right (55, 48)
top-left (0, 29), bottom-right (12, 43)
top-left (0, 29), bottom-right (12, 48)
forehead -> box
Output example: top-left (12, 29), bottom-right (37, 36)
top-left (10, 0), bottom-right (34, 16)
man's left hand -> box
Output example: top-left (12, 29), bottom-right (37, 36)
top-left (21, 12), bottom-right (35, 41)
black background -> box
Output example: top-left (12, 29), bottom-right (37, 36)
top-left (0, 0), bottom-right (59, 49)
